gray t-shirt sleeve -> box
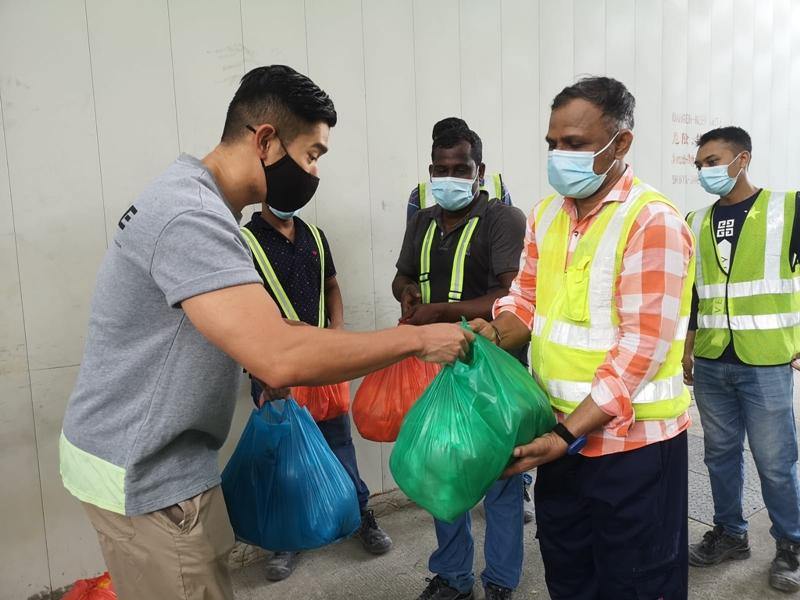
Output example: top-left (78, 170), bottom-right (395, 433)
top-left (490, 205), bottom-right (527, 277)
top-left (151, 210), bottom-right (262, 307)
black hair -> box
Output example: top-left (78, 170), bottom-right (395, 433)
top-left (551, 76), bottom-right (635, 131)
top-left (431, 127), bottom-right (483, 164)
top-left (432, 117), bottom-right (469, 140)
top-left (696, 126), bottom-right (752, 154)
top-left (221, 65), bottom-right (337, 143)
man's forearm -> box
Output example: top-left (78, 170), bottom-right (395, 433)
top-left (684, 329), bottom-right (696, 357)
top-left (439, 290), bottom-right (508, 322)
top-left (492, 311), bottom-right (533, 351)
top-left (325, 278), bottom-right (345, 328)
top-left (562, 394), bottom-right (614, 438)
top-left (183, 284), bottom-right (426, 389)
top-left (392, 274), bottom-right (415, 302)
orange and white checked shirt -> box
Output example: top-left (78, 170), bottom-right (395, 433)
top-left (494, 166), bottom-right (694, 456)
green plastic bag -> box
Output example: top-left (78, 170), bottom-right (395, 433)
top-left (389, 321), bottom-right (555, 522)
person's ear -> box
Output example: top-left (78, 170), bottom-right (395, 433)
top-left (252, 124), bottom-right (278, 161)
top-left (428, 164), bottom-right (434, 179)
top-left (614, 129), bottom-right (634, 159)
top-left (740, 151), bottom-right (751, 172)
top-left (478, 163), bottom-right (486, 180)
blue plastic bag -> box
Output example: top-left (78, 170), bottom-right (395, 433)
top-left (221, 398), bottom-right (360, 552)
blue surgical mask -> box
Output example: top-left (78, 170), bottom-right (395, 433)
top-left (430, 176), bottom-right (477, 211)
top-left (268, 205), bottom-right (300, 220)
top-left (547, 131), bottom-right (620, 199)
top-left (698, 153), bottom-right (744, 197)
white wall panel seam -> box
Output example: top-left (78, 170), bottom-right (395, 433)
top-left (499, 0), bottom-right (504, 169)
top-left (0, 82), bottom-right (52, 597)
top-left (238, 0), bottom-right (246, 73)
top-left (359, 0), bottom-right (378, 332)
top-left (303, 0), bottom-right (316, 224)
top-left (410, 0), bottom-right (421, 181)
top-left (458, 0), bottom-right (463, 114)
top-left (82, 0), bottom-right (109, 250)
top-left (165, 0), bottom-right (184, 152)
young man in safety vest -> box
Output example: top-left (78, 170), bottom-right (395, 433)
top-left (470, 76), bottom-right (695, 598)
top-left (241, 203), bottom-right (393, 581)
top-left (684, 126), bottom-right (800, 592)
top-left (406, 117), bottom-right (512, 221)
top-left (393, 126), bottom-right (527, 600)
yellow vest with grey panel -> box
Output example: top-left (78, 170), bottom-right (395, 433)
top-left (532, 179), bottom-right (694, 420)
top-left (687, 189), bottom-right (800, 365)
top-left (418, 172), bottom-right (504, 209)
top-left (239, 224), bottom-right (326, 327)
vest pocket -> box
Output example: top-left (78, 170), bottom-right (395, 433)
top-left (563, 256), bottom-right (592, 322)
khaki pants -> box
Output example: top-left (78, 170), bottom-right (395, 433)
top-left (83, 486), bottom-right (235, 600)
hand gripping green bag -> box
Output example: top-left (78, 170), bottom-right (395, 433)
top-left (389, 321), bottom-right (555, 522)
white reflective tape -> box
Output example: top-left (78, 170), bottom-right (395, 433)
top-left (765, 191), bottom-right (784, 281)
top-left (675, 315), bottom-right (689, 341)
top-left (533, 313), bottom-right (546, 337)
top-left (548, 320), bottom-right (617, 351)
top-left (695, 282), bottom-right (727, 299)
top-left (632, 373), bottom-right (685, 404)
top-left (547, 372), bottom-right (684, 406)
top-left (698, 277), bottom-right (800, 300)
top-left (546, 379), bottom-right (591, 403)
top-left (535, 196), bottom-right (564, 250)
top-left (690, 206), bottom-right (711, 288)
top-left (698, 311), bottom-right (800, 331)
top-left (588, 185), bottom-right (646, 327)
top-left (697, 314), bottom-right (729, 329)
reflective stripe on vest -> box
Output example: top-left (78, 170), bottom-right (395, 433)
top-left (418, 217), bottom-right (480, 304)
top-left (419, 172), bottom-right (504, 209)
top-left (240, 224), bottom-right (326, 328)
top-left (531, 179), bottom-right (694, 420)
top-left (688, 189), bottom-right (800, 365)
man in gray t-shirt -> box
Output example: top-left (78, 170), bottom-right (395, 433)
top-left (60, 65), bottom-right (471, 600)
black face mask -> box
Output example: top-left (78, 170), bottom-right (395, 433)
top-left (247, 125), bottom-right (320, 212)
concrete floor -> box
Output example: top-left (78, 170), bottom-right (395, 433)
top-left (229, 399), bottom-right (799, 600)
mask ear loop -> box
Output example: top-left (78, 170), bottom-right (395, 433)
top-left (594, 130), bottom-right (622, 176)
top-left (728, 151), bottom-right (745, 180)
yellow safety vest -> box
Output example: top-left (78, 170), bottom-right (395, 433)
top-left (240, 224), bottom-right (326, 328)
top-left (418, 216), bottom-right (480, 304)
top-left (418, 172), bottom-right (504, 209)
top-left (532, 179), bottom-right (694, 420)
top-left (687, 189), bottom-right (800, 365)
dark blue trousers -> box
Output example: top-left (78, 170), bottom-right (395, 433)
top-left (534, 431), bottom-right (688, 600)
top-left (251, 381), bottom-right (370, 511)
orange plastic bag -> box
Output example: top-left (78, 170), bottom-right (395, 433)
top-left (62, 572), bottom-right (116, 600)
top-left (353, 356), bottom-right (440, 442)
top-left (292, 381), bottom-right (350, 422)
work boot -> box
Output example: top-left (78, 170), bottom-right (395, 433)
top-left (264, 551), bottom-right (298, 581)
top-left (523, 480), bottom-right (534, 525)
top-left (688, 525), bottom-right (750, 566)
top-left (485, 582), bottom-right (513, 599)
top-left (356, 508), bottom-right (393, 555)
top-left (770, 539), bottom-right (800, 592)
top-left (416, 576), bottom-right (474, 600)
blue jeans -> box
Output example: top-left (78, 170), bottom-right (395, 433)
top-left (694, 358), bottom-right (800, 542)
top-left (251, 381), bottom-right (370, 511)
top-left (429, 475), bottom-right (524, 592)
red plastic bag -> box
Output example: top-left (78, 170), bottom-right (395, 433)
top-left (292, 381), bottom-right (350, 422)
top-left (353, 356), bottom-right (441, 442)
top-left (62, 572), bottom-right (116, 600)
